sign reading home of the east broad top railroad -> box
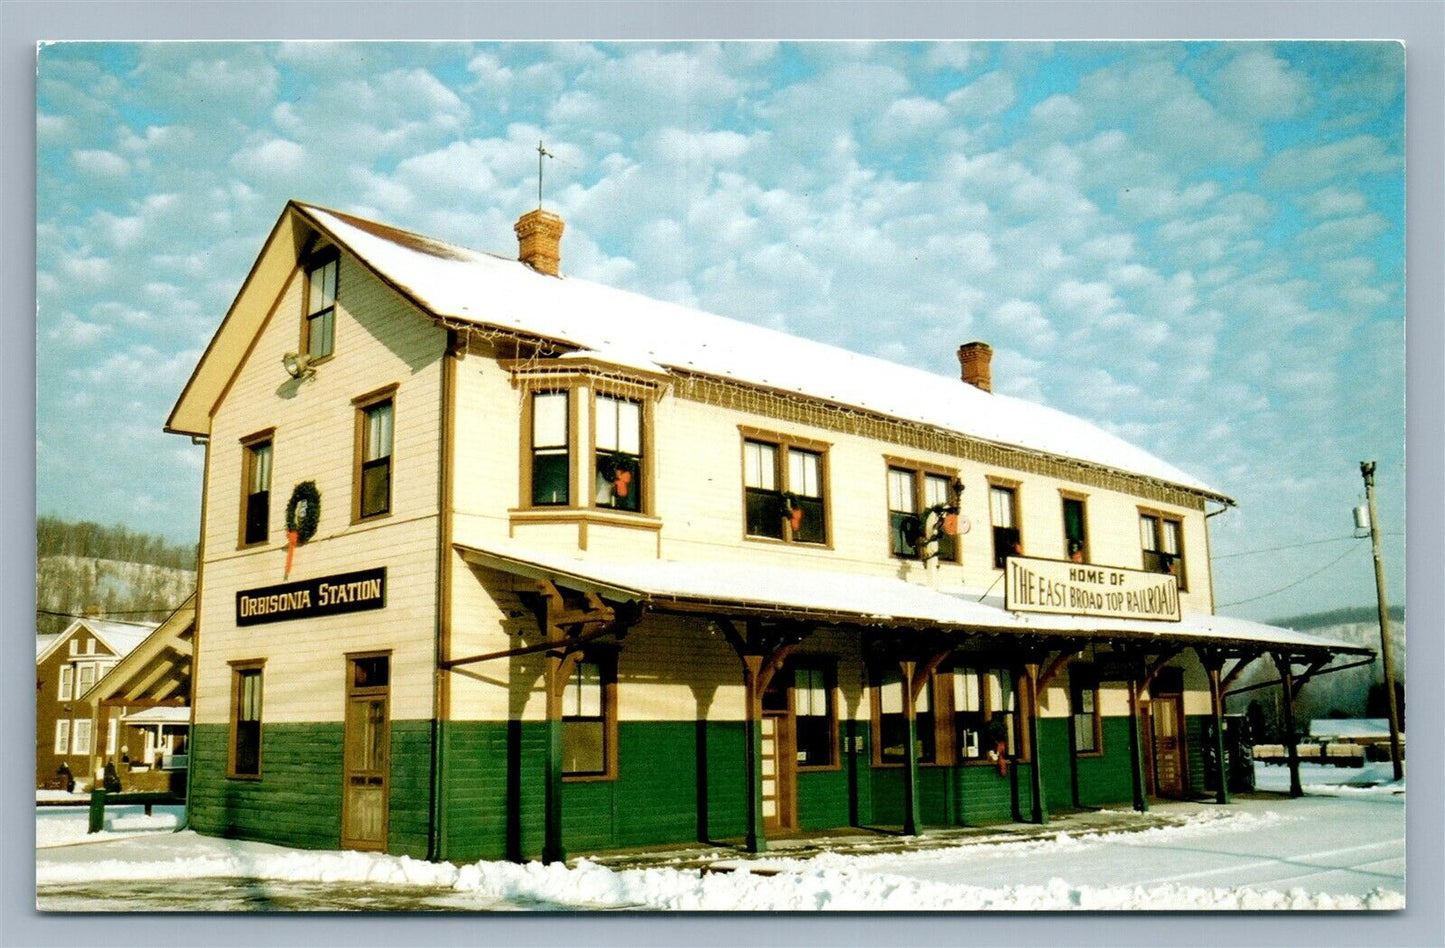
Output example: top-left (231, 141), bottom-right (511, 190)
top-left (236, 567), bottom-right (387, 626)
top-left (1005, 556), bottom-right (1180, 622)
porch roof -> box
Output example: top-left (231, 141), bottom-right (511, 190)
top-left (454, 540), bottom-right (1371, 657)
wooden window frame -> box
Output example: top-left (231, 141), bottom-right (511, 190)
top-left (1060, 490), bottom-right (1089, 564)
top-left (300, 247), bottom-right (339, 364)
top-left (739, 426), bottom-right (833, 548)
top-left (869, 666), bottom-right (947, 768)
top-left (1070, 664), bottom-right (1104, 758)
top-left (72, 719), bottom-right (93, 756)
top-left (589, 388), bottom-right (653, 516)
top-left (353, 385), bottom-right (398, 524)
top-left (239, 428), bottom-right (276, 548)
top-left (77, 663), bottom-right (96, 698)
top-left (58, 665), bottom-right (74, 701)
top-left (987, 476), bottom-right (1023, 569)
top-left (884, 457), bottom-right (962, 563)
top-left (54, 719), bottom-right (71, 755)
top-left (948, 665), bottom-right (1032, 765)
top-left (791, 659), bottom-right (841, 773)
top-left (1138, 508), bottom-right (1188, 592)
top-left (522, 388), bottom-right (574, 509)
top-left (227, 659), bottom-right (265, 780)
top-left (562, 647), bottom-right (618, 782)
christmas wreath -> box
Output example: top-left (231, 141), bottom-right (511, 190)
top-left (285, 480), bottom-right (322, 544)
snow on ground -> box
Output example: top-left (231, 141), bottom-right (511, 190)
top-left (36, 804), bottom-right (184, 849)
top-left (35, 764), bottom-right (1404, 912)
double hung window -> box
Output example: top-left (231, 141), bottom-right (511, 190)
top-left (593, 394), bottom-right (643, 512)
top-left (304, 254), bottom-right (337, 360)
top-left (887, 465), bottom-right (959, 560)
top-left (953, 667), bottom-right (1019, 761)
top-left (874, 668), bottom-right (937, 765)
top-left (229, 662), bottom-right (264, 778)
top-left (793, 664), bottom-right (836, 768)
top-left (743, 436), bottom-right (827, 544)
top-left (59, 666), bottom-right (74, 701)
top-left (72, 720), bottom-right (93, 756)
top-left (242, 434), bottom-right (273, 545)
top-left (54, 720), bottom-right (71, 755)
top-left (1140, 513), bottom-right (1187, 590)
top-left (356, 394), bottom-right (394, 520)
top-left (562, 653), bottom-right (615, 778)
top-left (77, 663), bottom-right (96, 697)
top-left (1071, 664), bottom-right (1102, 755)
top-left (1062, 495), bottom-right (1088, 562)
top-left (990, 484), bottom-right (1021, 568)
top-left (530, 391), bottom-right (570, 506)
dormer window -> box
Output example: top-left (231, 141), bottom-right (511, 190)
top-left (303, 253), bottom-right (338, 361)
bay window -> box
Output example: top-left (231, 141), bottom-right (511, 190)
top-left (593, 394), bottom-right (643, 512)
top-left (530, 391), bottom-right (570, 506)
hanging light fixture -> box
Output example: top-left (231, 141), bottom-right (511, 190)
top-left (282, 351), bottom-right (315, 380)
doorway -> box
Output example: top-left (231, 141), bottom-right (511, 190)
top-left (760, 673), bottom-right (797, 831)
top-left (1149, 694), bottom-right (1186, 798)
top-left (341, 653), bottom-right (390, 851)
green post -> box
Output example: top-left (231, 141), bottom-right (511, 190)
top-left (1026, 668), bottom-right (1047, 825)
top-left (1127, 678), bottom-right (1149, 812)
top-left (900, 660), bottom-right (922, 837)
top-left (88, 788), bottom-right (106, 834)
top-left (543, 653), bottom-right (566, 864)
top-left (1207, 659), bottom-right (1231, 805)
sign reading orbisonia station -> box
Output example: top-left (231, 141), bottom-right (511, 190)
top-left (1005, 556), bottom-right (1181, 622)
top-left (236, 567), bottom-right (387, 626)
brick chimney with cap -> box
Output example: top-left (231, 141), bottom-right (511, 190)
top-left (514, 208), bottom-right (564, 276)
top-left (957, 341), bottom-right (993, 392)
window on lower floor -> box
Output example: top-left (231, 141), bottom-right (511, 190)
top-left (1140, 512), bottom-right (1187, 590)
top-left (793, 663), bottom-right (836, 769)
top-left (874, 667), bottom-right (937, 765)
top-left (54, 720), bottom-right (70, 755)
top-left (953, 666), bottom-right (1019, 761)
top-left (562, 652), bottom-right (616, 778)
top-left (1071, 664), bottom-right (1102, 755)
top-left (72, 719), bottom-right (93, 756)
top-left (229, 662), bottom-right (264, 777)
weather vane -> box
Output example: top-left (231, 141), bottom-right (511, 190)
top-left (536, 140), bottom-right (554, 209)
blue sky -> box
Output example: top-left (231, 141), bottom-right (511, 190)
top-left (35, 41), bottom-right (1405, 622)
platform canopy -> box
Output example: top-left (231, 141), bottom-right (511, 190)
top-left (454, 540), bottom-right (1370, 658)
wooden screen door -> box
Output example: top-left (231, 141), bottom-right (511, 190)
top-left (760, 710), bottom-right (797, 831)
top-left (342, 655), bottom-right (390, 851)
top-left (1150, 695), bottom-right (1185, 798)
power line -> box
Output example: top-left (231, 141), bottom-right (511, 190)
top-left (36, 607), bottom-right (178, 620)
top-left (1218, 543), bottom-right (1365, 607)
top-left (1213, 531), bottom-right (1403, 560)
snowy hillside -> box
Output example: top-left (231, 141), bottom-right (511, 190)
top-left (35, 555), bottom-right (194, 636)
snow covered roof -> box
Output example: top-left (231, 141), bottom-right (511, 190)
top-left (1309, 719), bottom-right (1399, 739)
top-left (121, 706), bottom-right (191, 726)
top-left (36, 617), bottom-right (162, 666)
top-left (36, 633), bottom-right (60, 658)
top-left (295, 203), bottom-right (1226, 501)
top-left (455, 539), bottom-right (1369, 656)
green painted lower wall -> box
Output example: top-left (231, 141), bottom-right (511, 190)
top-left (1184, 715), bottom-right (1209, 797)
top-left (193, 714), bottom-right (1157, 859)
top-left (189, 721), bottom-right (432, 858)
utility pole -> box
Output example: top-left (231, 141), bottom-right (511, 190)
top-left (1359, 461), bottom-right (1404, 781)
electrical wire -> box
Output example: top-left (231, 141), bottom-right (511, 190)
top-left (1213, 531), bottom-right (1404, 559)
top-left (1217, 543), bottom-right (1365, 607)
top-left (36, 608), bottom-right (179, 620)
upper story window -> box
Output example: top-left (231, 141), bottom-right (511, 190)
top-left (530, 391), bottom-right (570, 506)
top-left (989, 482), bottom-right (1021, 568)
top-left (1062, 494), bottom-right (1088, 563)
top-left (1140, 511), bottom-right (1187, 591)
top-left (59, 666), bottom-right (74, 701)
top-left (77, 663), bottom-right (96, 697)
top-left (241, 433), bottom-right (273, 547)
top-left (303, 253), bottom-right (338, 361)
top-left (743, 432), bottom-right (828, 545)
top-left (594, 394), bottom-right (643, 513)
top-left (887, 464), bottom-right (960, 561)
top-left (354, 390), bottom-right (394, 521)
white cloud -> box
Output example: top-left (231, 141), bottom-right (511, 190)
top-left (71, 149), bottom-right (129, 178)
top-left (48, 312), bottom-right (107, 345)
top-left (1261, 135), bottom-right (1400, 189)
top-left (1298, 186), bottom-right (1368, 218)
top-left (231, 138), bottom-right (307, 178)
top-left (878, 97), bottom-right (948, 140)
top-left (945, 70), bottom-right (1016, 119)
top-left (1028, 94), bottom-right (1086, 139)
top-left (1211, 47), bottom-right (1310, 120)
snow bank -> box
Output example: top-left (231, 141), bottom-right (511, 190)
top-left (36, 806), bottom-right (182, 849)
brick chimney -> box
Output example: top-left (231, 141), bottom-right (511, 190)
top-left (514, 208), bottom-right (564, 276)
top-left (957, 341), bottom-right (993, 392)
